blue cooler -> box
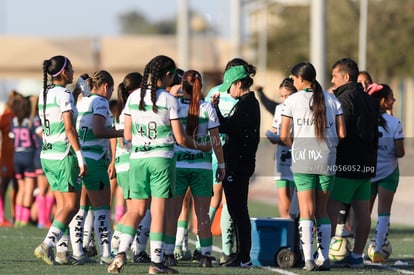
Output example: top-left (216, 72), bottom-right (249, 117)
top-left (250, 217), bottom-right (296, 267)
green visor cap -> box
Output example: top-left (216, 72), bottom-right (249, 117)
top-left (218, 65), bottom-right (249, 92)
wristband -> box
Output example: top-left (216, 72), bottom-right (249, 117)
top-left (218, 163), bottom-right (225, 169)
top-left (75, 150), bottom-right (86, 168)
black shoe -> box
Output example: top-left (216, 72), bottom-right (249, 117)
top-left (149, 262), bottom-right (178, 274)
top-left (219, 253), bottom-right (237, 265)
top-left (163, 254), bottom-right (178, 266)
top-left (222, 258), bottom-right (241, 268)
top-left (132, 251), bottom-right (151, 263)
top-left (83, 245), bottom-right (97, 258)
top-left (192, 249), bottom-right (201, 262)
top-left (222, 256), bottom-right (252, 268)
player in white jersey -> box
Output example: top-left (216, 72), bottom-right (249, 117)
top-left (367, 83), bottom-right (405, 263)
top-left (107, 55), bottom-right (211, 274)
top-left (266, 78), bottom-right (297, 218)
top-left (280, 62), bottom-right (346, 271)
top-left (34, 55), bottom-right (87, 266)
top-left (163, 70), bottom-right (225, 267)
top-left (109, 72), bottom-right (152, 263)
top-left (70, 70), bottom-right (123, 265)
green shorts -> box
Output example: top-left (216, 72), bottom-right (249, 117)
top-left (371, 167), bottom-right (399, 195)
top-left (293, 173), bottom-right (334, 192)
top-left (276, 179), bottom-right (295, 189)
top-left (176, 168), bottom-right (213, 197)
top-left (41, 153), bottom-right (81, 192)
top-left (81, 157), bottom-right (110, 191)
top-left (116, 170), bottom-right (130, 199)
top-left (330, 177), bottom-right (371, 203)
top-left (129, 157), bottom-right (176, 199)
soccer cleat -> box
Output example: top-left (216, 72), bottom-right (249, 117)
top-left (240, 260), bottom-right (253, 268)
top-left (0, 220), bottom-right (13, 227)
top-left (371, 252), bottom-right (386, 263)
top-left (69, 254), bottom-right (96, 265)
top-left (219, 253), bottom-right (236, 265)
top-left (107, 253), bottom-right (126, 273)
top-left (55, 251), bottom-right (69, 265)
top-left (332, 253), bottom-right (364, 268)
top-left (191, 249), bottom-right (201, 262)
top-left (148, 262), bottom-right (178, 274)
top-left (163, 254), bottom-right (178, 266)
top-left (174, 247), bottom-right (192, 261)
top-left (199, 255), bottom-right (213, 268)
top-left (101, 255), bottom-right (115, 265)
top-left (83, 245), bottom-right (98, 258)
top-left (316, 259), bottom-right (331, 271)
top-left (303, 260), bottom-right (317, 271)
top-left (132, 251), bottom-right (151, 263)
top-left (221, 257), bottom-right (240, 267)
top-left (34, 243), bottom-right (54, 265)
top-left (222, 257), bottom-right (253, 268)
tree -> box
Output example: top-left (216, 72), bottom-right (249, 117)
top-left (118, 10), bottom-right (176, 35)
top-left (259, 0), bottom-right (414, 81)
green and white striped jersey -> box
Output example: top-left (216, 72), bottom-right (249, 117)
top-left (124, 88), bottom-right (179, 159)
top-left (38, 85), bottom-right (77, 160)
top-left (114, 109), bottom-right (131, 173)
top-left (76, 94), bottom-right (113, 160)
top-left (175, 98), bottom-right (219, 170)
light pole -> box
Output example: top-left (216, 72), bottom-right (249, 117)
top-left (310, 0), bottom-right (327, 88)
top-left (231, 0), bottom-right (241, 57)
top-left (177, 0), bottom-right (190, 70)
top-left (358, 0), bottom-right (368, 70)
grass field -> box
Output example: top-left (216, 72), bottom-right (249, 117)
top-left (1, 199), bottom-right (414, 275)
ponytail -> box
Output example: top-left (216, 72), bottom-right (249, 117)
top-left (182, 70), bottom-right (202, 136)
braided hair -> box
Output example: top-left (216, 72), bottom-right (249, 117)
top-left (139, 55), bottom-right (176, 113)
top-left (87, 70), bottom-right (114, 91)
top-left (291, 62), bottom-right (326, 141)
top-left (116, 72), bottom-right (142, 122)
top-left (42, 55), bottom-right (71, 128)
top-left (182, 70), bottom-right (203, 136)
top-left (279, 77), bottom-right (297, 94)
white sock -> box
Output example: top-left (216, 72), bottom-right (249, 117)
top-left (375, 215), bottom-right (390, 252)
top-left (175, 221), bottom-right (187, 249)
top-left (299, 219), bottom-right (313, 261)
top-left (43, 226), bottom-right (64, 247)
top-left (111, 229), bottom-right (122, 252)
top-left (93, 209), bottom-right (111, 258)
top-left (316, 223), bottom-right (331, 261)
top-left (69, 208), bottom-right (86, 257)
top-left (83, 208), bottom-right (94, 248)
top-left (150, 239), bottom-right (163, 263)
top-left (56, 232), bottom-right (69, 254)
top-left (164, 243), bottom-right (175, 255)
top-left (118, 233), bottom-right (134, 254)
top-left (136, 209), bottom-right (151, 254)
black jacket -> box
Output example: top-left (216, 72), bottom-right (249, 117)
top-left (333, 82), bottom-right (379, 178)
top-left (216, 92), bottom-right (261, 177)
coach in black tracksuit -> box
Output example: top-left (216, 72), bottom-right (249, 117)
top-left (213, 62), bottom-right (260, 267)
top-left (328, 58), bottom-right (379, 265)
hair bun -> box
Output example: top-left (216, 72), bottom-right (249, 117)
top-left (367, 83), bottom-right (383, 95)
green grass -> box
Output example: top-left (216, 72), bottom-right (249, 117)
top-left (0, 200), bottom-right (414, 274)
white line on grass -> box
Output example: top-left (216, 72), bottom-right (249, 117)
top-left (365, 262), bottom-right (414, 274)
top-left (262, 266), bottom-right (299, 275)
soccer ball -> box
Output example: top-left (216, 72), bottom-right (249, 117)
top-left (367, 239), bottom-right (392, 260)
top-left (328, 236), bottom-right (353, 261)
